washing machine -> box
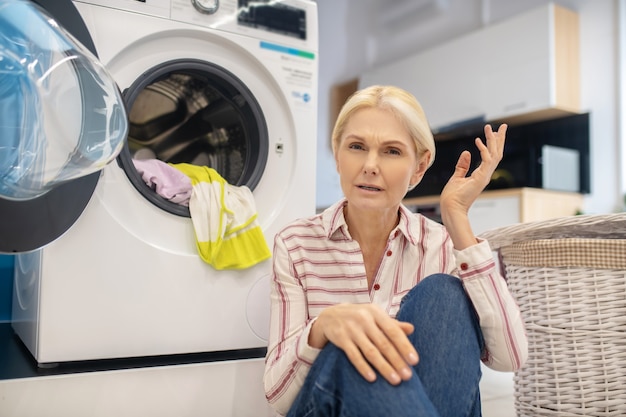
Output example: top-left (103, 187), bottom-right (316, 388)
top-left (9, 0), bottom-right (318, 366)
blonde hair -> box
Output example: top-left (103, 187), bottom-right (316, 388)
top-left (331, 85), bottom-right (435, 169)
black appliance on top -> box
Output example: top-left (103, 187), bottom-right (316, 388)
top-left (409, 112), bottom-right (591, 198)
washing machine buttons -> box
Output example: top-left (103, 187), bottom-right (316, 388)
top-left (191, 0), bottom-right (219, 14)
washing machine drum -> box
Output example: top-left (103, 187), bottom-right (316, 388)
top-left (0, 0), bottom-right (128, 253)
top-left (119, 59), bottom-right (268, 217)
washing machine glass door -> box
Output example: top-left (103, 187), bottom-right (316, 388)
top-left (118, 59), bottom-right (268, 217)
top-left (0, 0), bottom-right (120, 253)
top-left (0, 0), bottom-right (127, 200)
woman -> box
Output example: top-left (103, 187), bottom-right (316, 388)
top-left (264, 85), bottom-right (528, 417)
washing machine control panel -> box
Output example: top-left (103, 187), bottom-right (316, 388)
top-left (74, 0), bottom-right (316, 49)
top-left (172, 0), bottom-right (316, 48)
top-left (74, 0), bottom-right (171, 18)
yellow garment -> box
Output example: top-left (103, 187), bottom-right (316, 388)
top-left (172, 163), bottom-right (271, 270)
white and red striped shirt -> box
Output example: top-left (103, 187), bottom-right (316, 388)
top-left (264, 199), bottom-right (528, 416)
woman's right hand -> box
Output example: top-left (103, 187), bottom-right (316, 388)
top-left (309, 303), bottom-right (419, 385)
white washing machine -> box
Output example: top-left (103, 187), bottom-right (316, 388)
top-left (10, 0), bottom-right (318, 367)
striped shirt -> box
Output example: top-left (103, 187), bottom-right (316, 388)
top-left (263, 199), bottom-right (528, 416)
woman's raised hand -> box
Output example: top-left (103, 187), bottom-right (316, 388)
top-left (439, 123), bottom-right (507, 217)
top-left (438, 123), bottom-right (507, 250)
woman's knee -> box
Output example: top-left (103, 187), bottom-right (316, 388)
top-left (400, 274), bottom-right (464, 310)
top-left (398, 274), bottom-right (479, 327)
top-left (419, 273), bottom-right (464, 295)
top-left (313, 343), bottom-right (357, 383)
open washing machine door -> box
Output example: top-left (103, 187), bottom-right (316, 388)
top-left (0, 0), bottom-right (127, 253)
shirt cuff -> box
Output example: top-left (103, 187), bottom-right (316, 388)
top-left (297, 317), bottom-right (322, 365)
top-left (453, 239), bottom-right (496, 278)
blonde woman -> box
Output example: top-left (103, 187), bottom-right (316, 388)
top-left (264, 85), bottom-right (528, 417)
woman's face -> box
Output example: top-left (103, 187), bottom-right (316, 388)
top-left (335, 107), bottom-right (428, 212)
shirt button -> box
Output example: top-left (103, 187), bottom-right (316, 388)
top-left (373, 284), bottom-right (381, 291)
top-left (386, 250), bottom-right (392, 256)
top-left (460, 263), bottom-right (469, 271)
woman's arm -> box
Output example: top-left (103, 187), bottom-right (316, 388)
top-left (263, 236), bottom-right (320, 415)
top-left (438, 124), bottom-right (528, 369)
top-left (454, 241), bottom-right (529, 371)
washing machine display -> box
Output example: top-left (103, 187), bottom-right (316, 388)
top-left (237, 0), bottom-right (307, 39)
top-left (12, 0), bottom-right (318, 367)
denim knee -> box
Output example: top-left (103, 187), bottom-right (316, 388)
top-left (399, 273), bottom-right (463, 309)
top-left (419, 273), bottom-right (464, 293)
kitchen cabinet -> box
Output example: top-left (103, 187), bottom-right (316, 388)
top-left (403, 187), bottom-right (584, 235)
top-left (359, 3), bottom-right (580, 133)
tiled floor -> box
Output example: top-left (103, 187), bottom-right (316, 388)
top-left (480, 364), bottom-right (516, 417)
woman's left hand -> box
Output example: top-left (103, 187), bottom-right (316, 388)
top-left (440, 124), bottom-right (507, 217)
top-left (439, 124), bottom-right (507, 250)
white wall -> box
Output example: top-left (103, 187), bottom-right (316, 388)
top-left (620, 0), bottom-right (626, 210)
top-left (578, 0), bottom-right (621, 214)
top-left (315, 0), bottom-right (623, 214)
top-left (315, 0), bottom-right (372, 209)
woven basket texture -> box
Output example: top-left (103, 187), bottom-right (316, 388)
top-left (479, 213), bottom-right (626, 250)
top-left (478, 213), bottom-right (626, 417)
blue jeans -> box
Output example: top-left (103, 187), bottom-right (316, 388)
top-left (286, 274), bottom-right (485, 417)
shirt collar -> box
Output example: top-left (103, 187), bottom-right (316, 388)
top-left (396, 204), bottom-right (419, 246)
top-left (321, 198), bottom-right (351, 241)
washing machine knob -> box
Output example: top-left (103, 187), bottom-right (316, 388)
top-left (191, 0), bottom-right (219, 14)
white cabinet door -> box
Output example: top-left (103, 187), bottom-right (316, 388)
top-left (359, 3), bottom-right (578, 132)
top-left (482, 4), bottom-right (554, 121)
top-left (359, 29), bottom-right (487, 130)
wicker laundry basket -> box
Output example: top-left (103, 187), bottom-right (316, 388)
top-left (479, 213), bottom-right (626, 417)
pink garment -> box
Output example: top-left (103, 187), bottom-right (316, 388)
top-left (132, 159), bottom-right (192, 206)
